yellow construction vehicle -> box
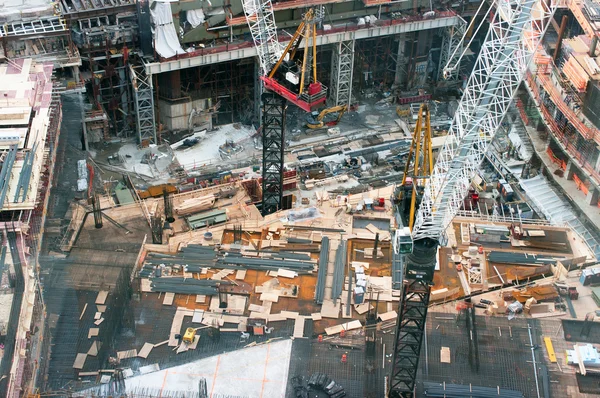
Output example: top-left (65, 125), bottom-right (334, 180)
top-left (306, 105), bottom-right (348, 129)
top-left (183, 327), bottom-right (197, 344)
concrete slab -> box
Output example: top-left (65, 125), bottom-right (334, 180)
top-left (79, 339), bottom-right (293, 397)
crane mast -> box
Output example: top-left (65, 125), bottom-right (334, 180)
top-left (389, 0), bottom-right (555, 396)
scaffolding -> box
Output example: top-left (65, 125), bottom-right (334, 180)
top-left (329, 40), bottom-right (355, 107)
top-left (130, 63), bottom-right (157, 145)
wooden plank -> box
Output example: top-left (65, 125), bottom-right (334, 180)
top-left (97, 305), bottom-right (107, 313)
top-left (73, 353), bottom-right (87, 369)
top-left (311, 313), bottom-right (322, 321)
top-left (94, 318), bottom-right (104, 326)
top-left (79, 371), bottom-right (99, 377)
top-left (88, 328), bottom-right (99, 339)
top-left (544, 337), bottom-right (557, 363)
top-left (377, 311), bottom-right (397, 322)
top-left (281, 311), bottom-right (299, 319)
top-left (324, 320), bottom-right (362, 336)
top-left (293, 316), bottom-right (306, 338)
top-left (163, 292), bottom-right (175, 306)
top-left (277, 269), bottom-right (297, 279)
top-left (95, 291), bottom-right (108, 305)
top-left (154, 340), bottom-right (169, 347)
top-left (195, 294), bottom-right (206, 303)
top-left (117, 349), bottom-right (137, 360)
top-left (94, 312), bottom-right (102, 320)
top-left (79, 303), bottom-right (88, 320)
top-left (138, 343), bottom-right (154, 359)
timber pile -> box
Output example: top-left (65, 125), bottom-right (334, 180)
top-left (175, 194), bottom-right (216, 216)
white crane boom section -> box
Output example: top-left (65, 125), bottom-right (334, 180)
top-left (242, 0), bottom-right (283, 76)
top-left (411, 0), bottom-right (556, 242)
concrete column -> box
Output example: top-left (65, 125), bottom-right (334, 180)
top-left (587, 187), bottom-right (599, 206)
top-left (565, 159), bottom-right (575, 180)
top-left (394, 34), bottom-right (408, 86)
top-left (72, 65), bottom-right (80, 84)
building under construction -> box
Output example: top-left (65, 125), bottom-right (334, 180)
top-left (3, 0), bottom-right (600, 397)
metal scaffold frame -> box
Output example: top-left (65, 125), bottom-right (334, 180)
top-left (261, 92), bottom-right (286, 215)
top-left (329, 39), bottom-right (355, 107)
top-left (242, 0), bottom-right (282, 76)
top-left (130, 64), bottom-right (157, 145)
top-left (437, 18), bottom-right (467, 82)
top-left (412, 0), bottom-right (556, 242)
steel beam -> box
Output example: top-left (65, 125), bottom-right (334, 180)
top-left (145, 16), bottom-right (461, 75)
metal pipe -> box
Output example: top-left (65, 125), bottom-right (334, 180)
top-left (590, 36), bottom-right (598, 57)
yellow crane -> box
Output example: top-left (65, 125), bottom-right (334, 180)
top-left (306, 105), bottom-right (348, 129)
top-left (396, 103), bottom-right (433, 230)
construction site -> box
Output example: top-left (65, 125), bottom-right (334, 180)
top-left (3, 0), bottom-right (600, 396)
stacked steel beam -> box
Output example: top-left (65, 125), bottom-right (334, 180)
top-left (331, 240), bottom-right (347, 300)
top-left (149, 277), bottom-right (224, 295)
top-left (423, 383), bottom-right (524, 398)
top-left (315, 237), bottom-right (329, 304)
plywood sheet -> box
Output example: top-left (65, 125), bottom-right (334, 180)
top-left (87, 341), bottom-right (98, 357)
top-left (277, 269), bottom-right (298, 279)
top-left (195, 294), bottom-right (206, 303)
top-left (260, 292), bottom-right (279, 302)
top-left (97, 305), bottom-right (107, 313)
top-left (163, 292), bottom-right (175, 306)
top-left (88, 328), bottom-right (99, 339)
top-left (311, 313), bottom-right (322, 321)
top-left (95, 291), bottom-right (109, 305)
top-left (281, 311), bottom-right (299, 319)
top-left (192, 309), bottom-right (204, 323)
top-left (378, 311), bottom-right (397, 322)
top-left (441, 347), bottom-right (451, 363)
top-left (354, 303), bottom-right (372, 315)
top-left (73, 353), bottom-right (87, 369)
top-left (139, 364), bottom-right (160, 374)
top-left (138, 343), bottom-right (154, 359)
top-left (94, 318), bottom-right (104, 326)
top-left (320, 300), bottom-right (340, 319)
top-left (236, 269), bottom-right (247, 280)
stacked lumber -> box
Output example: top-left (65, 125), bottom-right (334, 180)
top-left (175, 194), bottom-right (215, 216)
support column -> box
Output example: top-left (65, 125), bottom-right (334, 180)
top-left (130, 63), bottom-right (157, 145)
top-left (329, 39), bottom-right (355, 107)
top-left (437, 19), bottom-right (467, 82)
top-left (565, 159), bottom-right (575, 180)
top-left (254, 57), bottom-right (263, 125)
top-left (394, 34), bottom-right (408, 87)
top-left (587, 187), bottom-right (599, 206)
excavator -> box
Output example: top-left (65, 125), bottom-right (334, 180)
top-left (306, 105), bottom-right (348, 129)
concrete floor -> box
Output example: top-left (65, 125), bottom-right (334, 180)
top-left (81, 339), bottom-right (293, 398)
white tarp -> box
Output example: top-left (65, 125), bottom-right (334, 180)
top-left (187, 9), bottom-right (205, 28)
top-left (151, 2), bottom-right (186, 59)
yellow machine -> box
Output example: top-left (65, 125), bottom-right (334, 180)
top-left (306, 105), bottom-right (348, 129)
top-left (396, 103), bottom-right (433, 230)
top-left (183, 327), bottom-right (196, 344)
top-left (396, 106), bottom-right (411, 117)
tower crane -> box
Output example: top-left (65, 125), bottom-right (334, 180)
top-left (242, 0), bottom-right (327, 214)
top-left (388, 0), bottom-right (555, 396)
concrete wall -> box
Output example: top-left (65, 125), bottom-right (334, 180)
top-left (158, 98), bottom-right (212, 131)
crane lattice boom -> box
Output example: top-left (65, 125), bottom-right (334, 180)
top-left (242, 0), bottom-right (282, 76)
top-left (411, 0), bottom-right (555, 243)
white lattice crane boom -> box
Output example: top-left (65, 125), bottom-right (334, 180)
top-left (411, 0), bottom-right (556, 243)
top-left (242, 0), bottom-right (282, 76)
top-left (390, 0), bottom-right (556, 396)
